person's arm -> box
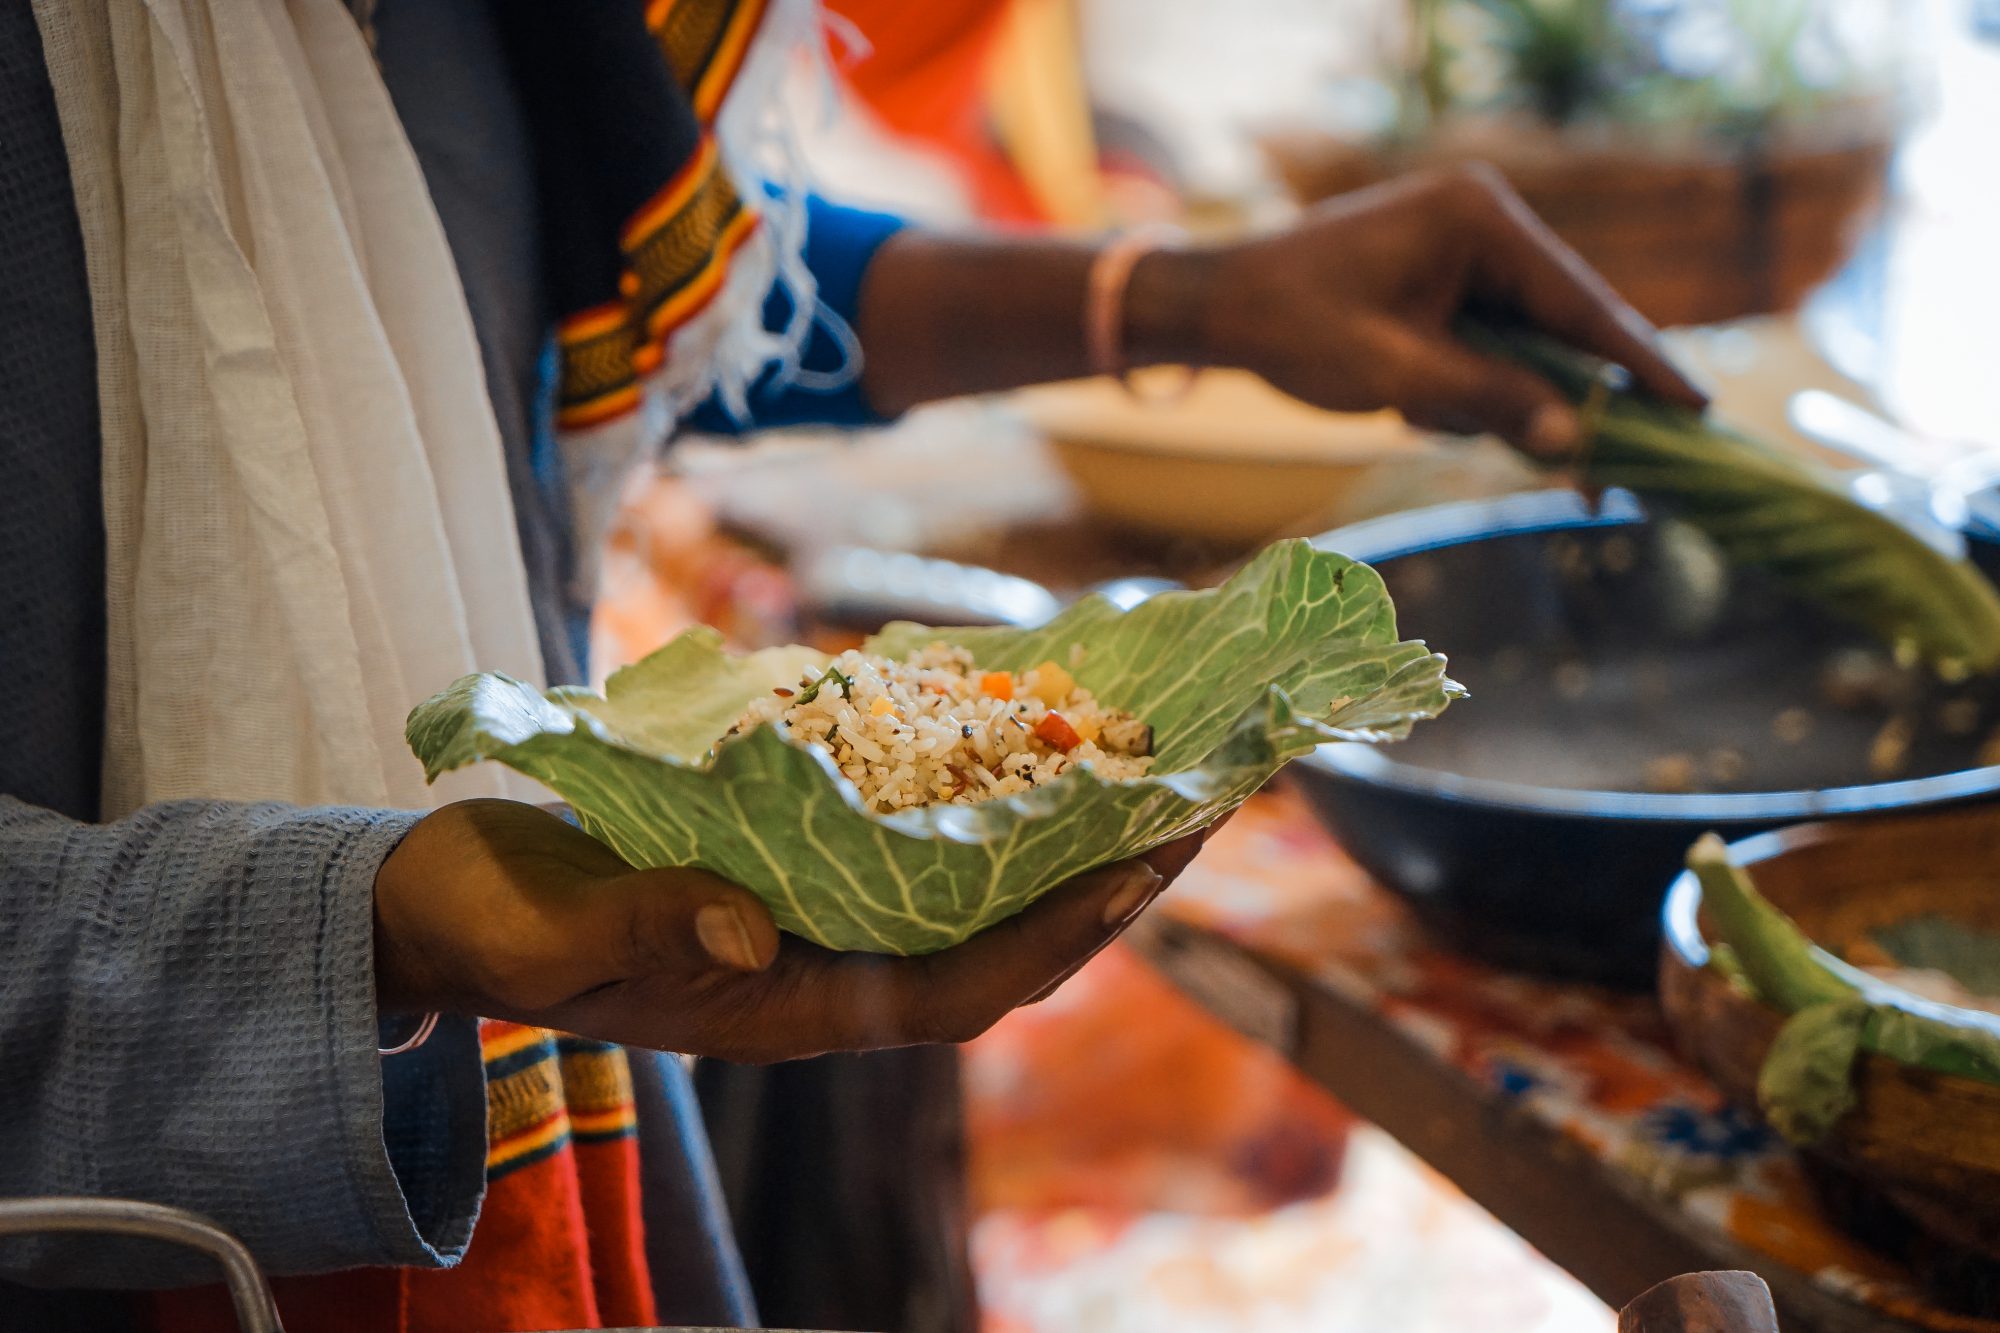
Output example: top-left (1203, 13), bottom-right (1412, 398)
top-left (855, 166), bottom-right (1709, 456)
top-left (0, 797), bottom-right (485, 1289)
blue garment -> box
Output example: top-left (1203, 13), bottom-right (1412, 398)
top-left (685, 195), bottom-right (906, 436)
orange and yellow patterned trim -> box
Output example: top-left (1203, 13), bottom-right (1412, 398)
top-left (481, 1022), bottom-right (638, 1181)
top-left (556, 0), bottom-right (772, 431)
top-left (649, 0), bottom-right (769, 121)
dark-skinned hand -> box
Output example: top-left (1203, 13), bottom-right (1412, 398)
top-left (857, 163), bottom-right (1707, 456)
top-left (374, 798), bottom-right (1208, 1063)
top-left (1184, 164), bottom-right (1709, 456)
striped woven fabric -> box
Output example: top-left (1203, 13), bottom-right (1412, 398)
top-left (482, 1024), bottom-right (641, 1182)
top-left (554, 0), bottom-right (769, 429)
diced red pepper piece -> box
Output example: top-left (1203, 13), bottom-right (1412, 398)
top-left (1034, 711), bottom-right (1083, 752)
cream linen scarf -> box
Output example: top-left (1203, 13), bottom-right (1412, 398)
top-left (32, 0), bottom-right (550, 812)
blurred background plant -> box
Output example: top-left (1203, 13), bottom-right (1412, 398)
top-left (1401, 0), bottom-right (1898, 137)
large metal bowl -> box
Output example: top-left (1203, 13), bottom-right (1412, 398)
top-left (1295, 489), bottom-right (2000, 987)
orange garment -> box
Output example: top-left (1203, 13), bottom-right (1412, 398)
top-left (147, 1025), bottom-right (653, 1333)
top-left (823, 0), bottom-right (1050, 223)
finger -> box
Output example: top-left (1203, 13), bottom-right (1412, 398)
top-left (1140, 829), bottom-right (1206, 882)
top-left (1457, 172), bottom-right (1708, 411)
top-left (600, 853), bottom-right (1180, 1059)
top-left (1022, 940), bottom-right (1116, 1007)
top-left (1024, 826), bottom-right (1216, 1006)
top-left (939, 858), bottom-right (1166, 1029)
top-left (609, 867), bottom-right (781, 978)
top-left (778, 858), bottom-right (1165, 1049)
top-left (1384, 325), bottom-right (1583, 459)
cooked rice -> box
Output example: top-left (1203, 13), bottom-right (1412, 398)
top-left (729, 643), bottom-right (1154, 811)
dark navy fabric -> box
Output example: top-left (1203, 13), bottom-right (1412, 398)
top-left (378, 1), bottom-right (760, 1322)
top-left (0, 0), bottom-right (106, 825)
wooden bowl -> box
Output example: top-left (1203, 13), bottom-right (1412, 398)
top-left (1659, 808), bottom-right (2000, 1269)
top-left (1010, 370), bottom-right (1436, 545)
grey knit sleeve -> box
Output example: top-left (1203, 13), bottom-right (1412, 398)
top-left (0, 796), bottom-right (488, 1288)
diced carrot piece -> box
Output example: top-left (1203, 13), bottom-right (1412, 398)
top-left (980, 671), bottom-right (1015, 701)
top-left (1034, 711), bottom-right (1083, 752)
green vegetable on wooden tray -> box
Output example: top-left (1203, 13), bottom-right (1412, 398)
top-left (1686, 834), bottom-right (2000, 1144)
top-left (1463, 321), bottom-right (2000, 677)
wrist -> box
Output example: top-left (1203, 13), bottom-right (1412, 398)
top-left (1121, 244), bottom-right (1222, 370)
top-left (373, 815), bottom-right (449, 1018)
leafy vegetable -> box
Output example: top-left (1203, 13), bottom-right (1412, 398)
top-left (1688, 833), bottom-right (1851, 1013)
top-left (1687, 835), bottom-right (2000, 1144)
top-left (408, 540), bottom-right (1460, 953)
top-left (1759, 997), bottom-right (1868, 1144)
top-left (1466, 322), bottom-right (2000, 676)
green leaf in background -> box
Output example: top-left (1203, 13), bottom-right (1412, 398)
top-left (1759, 998), bottom-right (1868, 1144)
top-left (1464, 321), bottom-right (2000, 676)
top-left (1688, 833), bottom-right (1855, 1014)
top-left (408, 540), bottom-right (1461, 953)
top-left (1872, 916), bottom-right (2000, 1000)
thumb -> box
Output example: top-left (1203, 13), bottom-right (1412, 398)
top-left (612, 868), bottom-right (781, 977)
top-left (1398, 334), bottom-right (1582, 460)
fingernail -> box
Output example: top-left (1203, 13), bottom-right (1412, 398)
top-left (696, 902), bottom-right (762, 970)
top-left (1527, 404), bottom-right (1581, 456)
top-left (1100, 864), bottom-right (1165, 928)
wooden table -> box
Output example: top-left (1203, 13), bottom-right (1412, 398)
top-left (1124, 786), bottom-right (1996, 1333)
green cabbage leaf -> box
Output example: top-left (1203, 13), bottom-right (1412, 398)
top-left (408, 539), bottom-right (1460, 953)
top-left (1465, 320), bottom-right (2000, 675)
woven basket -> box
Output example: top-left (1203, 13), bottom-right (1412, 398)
top-left (1263, 115), bottom-right (1893, 328)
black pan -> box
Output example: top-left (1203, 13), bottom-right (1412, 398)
top-left (1295, 488), bottom-right (2000, 988)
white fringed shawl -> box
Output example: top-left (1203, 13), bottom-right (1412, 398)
top-left (31, 0), bottom-right (811, 813)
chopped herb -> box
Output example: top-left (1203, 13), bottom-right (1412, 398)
top-left (794, 665), bottom-right (854, 706)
